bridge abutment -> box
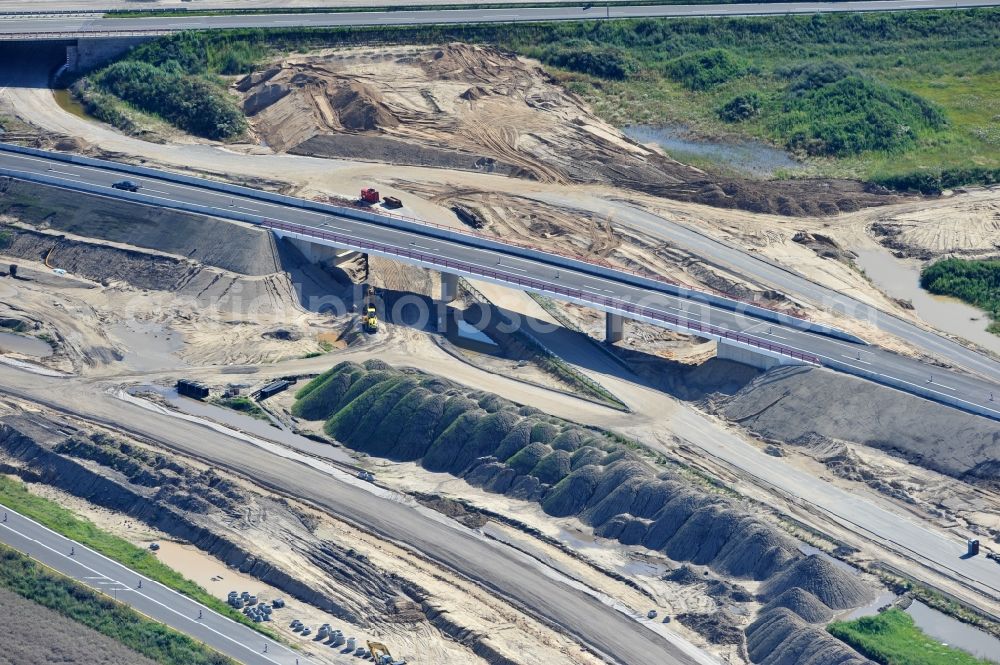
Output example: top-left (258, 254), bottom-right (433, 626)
top-left (716, 340), bottom-right (805, 371)
top-left (440, 272), bottom-right (459, 303)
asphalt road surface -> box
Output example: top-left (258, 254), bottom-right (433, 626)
top-left (0, 366), bottom-right (710, 665)
top-left (1, 0), bottom-right (999, 38)
top-left (0, 504), bottom-right (314, 665)
top-left (1, 147), bottom-right (998, 421)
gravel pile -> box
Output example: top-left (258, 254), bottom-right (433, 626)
top-left (746, 608), bottom-right (872, 665)
top-left (761, 555), bottom-right (872, 610)
top-left (295, 360), bottom-right (878, 656)
top-left (761, 588), bottom-right (833, 623)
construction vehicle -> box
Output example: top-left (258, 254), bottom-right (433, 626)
top-left (362, 285), bottom-right (379, 334)
top-left (360, 187), bottom-right (380, 204)
top-left (382, 195), bottom-right (403, 209)
top-left (367, 641), bottom-right (404, 665)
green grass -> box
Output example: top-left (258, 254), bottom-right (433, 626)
top-left (84, 8), bottom-right (1000, 186)
top-left (0, 542), bottom-right (236, 665)
top-left (828, 609), bottom-right (996, 665)
top-left (211, 396), bottom-right (269, 420)
top-left (920, 258), bottom-right (1000, 335)
top-left (0, 475), bottom-right (277, 639)
top-left (103, 0), bottom-right (860, 18)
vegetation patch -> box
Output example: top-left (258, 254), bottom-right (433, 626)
top-left (211, 396), bottom-right (269, 420)
top-left (91, 61), bottom-right (246, 140)
top-left (0, 542), bottom-right (235, 665)
top-left (920, 258), bottom-right (1000, 334)
top-left (771, 62), bottom-right (946, 156)
top-left (665, 48), bottom-right (748, 91)
top-left (0, 475), bottom-right (275, 637)
top-left (828, 609), bottom-right (995, 665)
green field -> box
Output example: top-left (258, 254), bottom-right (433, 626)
top-left (829, 609), bottom-right (996, 665)
top-left (0, 542), bottom-right (235, 665)
top-left (921, 258), bottom-right (1000, 335)
top-left (0, 475), bottom-right (277, 638)
top-left (76, 8), bottom-right (1000, 188)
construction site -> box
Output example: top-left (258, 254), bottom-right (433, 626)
top-left (0, 13), bottom-right (999, 665)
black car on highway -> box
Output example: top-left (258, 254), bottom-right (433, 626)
top-left (111, 179), bottom-right (140, 192)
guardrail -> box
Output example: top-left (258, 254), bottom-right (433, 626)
top-left (263, 218), bottom-right (821, 365)
top-left (0, 141), bottom-right (865, 345)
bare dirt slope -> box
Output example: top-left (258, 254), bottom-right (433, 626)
top-left (239, 44), bottom-right (904, 216)
top-left (714, 366), bottom-right (1000, 486)
top-left (0, 587), bottom-right (159, 665)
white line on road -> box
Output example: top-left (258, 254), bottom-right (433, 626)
top-left (0, 512), bottom-right (302, 665)
top-left (842, 354), bottom-right (872, 366)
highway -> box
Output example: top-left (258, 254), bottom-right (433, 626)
top-left (0, 503), bottom-right (313, 665)
top-left (0, 366), bottom-right (709, 665)
top-left (1, 0), bottom-right (999, 38)
top-left (540, 193), bottom-right (1000, 384)
top-left (1, 146), bottom-right (998, 421)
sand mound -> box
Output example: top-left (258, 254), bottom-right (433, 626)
top-left (746, 608), bottom-right (871, 665)
top-left (239, 44), bottom-right (903, 216)
top-left (762, 588), bottom-right (833, 623)
top-left (761, 555), bottom-right (872, 610)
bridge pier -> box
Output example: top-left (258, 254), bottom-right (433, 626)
top-left (440, 272), bottom-right (459, 304)
top-left (716, 340), bottom-right (805, 371)
top-left (605, 312), bottom-right (624, 345)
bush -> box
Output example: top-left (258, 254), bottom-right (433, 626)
top-left (718, 92), bottom-right (762, 122)
top-left (665, 48), bottom-right (748, 90)
top-left (538, 46), bottom-right (638, 80)
top-left (920, 258), bottom-right (1000, 332)
top-left (775, 74), bottom-right (946, 156)
top-left (874, 167), bottom-right (1000, 194)
top-left (94, 61), bottom-right (246, 140)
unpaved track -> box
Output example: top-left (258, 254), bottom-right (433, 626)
top-left (0, 363), bottom-right (708, 665)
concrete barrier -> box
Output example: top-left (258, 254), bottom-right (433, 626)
top-left (0, 141), bottom-right (865, 345)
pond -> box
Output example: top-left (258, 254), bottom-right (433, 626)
top-left (854, 247), bottom-right (1000, 355)
top-left (906, 600), bottom-right (1000, 662)
top-left (622, 124), bottom-right (804, 178)
top-left (0, 331), bottom-right (53, 357)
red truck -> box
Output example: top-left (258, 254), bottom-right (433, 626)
top-left (360, 188), bottom-right (380, 204)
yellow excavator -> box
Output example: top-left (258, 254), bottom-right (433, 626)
top-left (362, 285), bottom-right (379, 334)
top-left (367, 641), bottom-right (402, 664)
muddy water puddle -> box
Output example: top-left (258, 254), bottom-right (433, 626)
top-left (854, 248), bottom-right (1000, 355)
top-left (906, 600), bottom-right (1000, 662)
top-left (134, 384), bottom-right (356, 466)
top-left (0, 331), bottom-right (53, 357)
top-left (52, 88), bottom-right (91, 121)
top-left (623, 124), bottom-right (803, 177)
top-left (110, 320), bottom-right (186, 371)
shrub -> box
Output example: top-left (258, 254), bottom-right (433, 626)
top-left (718, 92), bottom-right (762, 122)
top-left (92, 61), bottom-right (247, 140)
top-left (539, 46), bottom-right (638, 80)
top-left (875, 167), bottom-right (1000, 194)
top-left (775, 74), bottom-right (946, 156)
top-left (665, 48), bottom-right (748, 90)
top-left (920, 258), bottom-right (1000, 331)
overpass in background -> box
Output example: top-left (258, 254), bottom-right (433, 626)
top-left (0, 0), bottom-right (999, 42)
top-left (0, 142), bottom-right (998, 420)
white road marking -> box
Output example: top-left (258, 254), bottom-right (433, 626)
top-left (0, 515), bottom-right (298, 665)
top-left (842, 354), bottom-right (872, 366)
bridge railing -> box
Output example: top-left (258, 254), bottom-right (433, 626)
top-left (263, 218), bottom-right (821, 365)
